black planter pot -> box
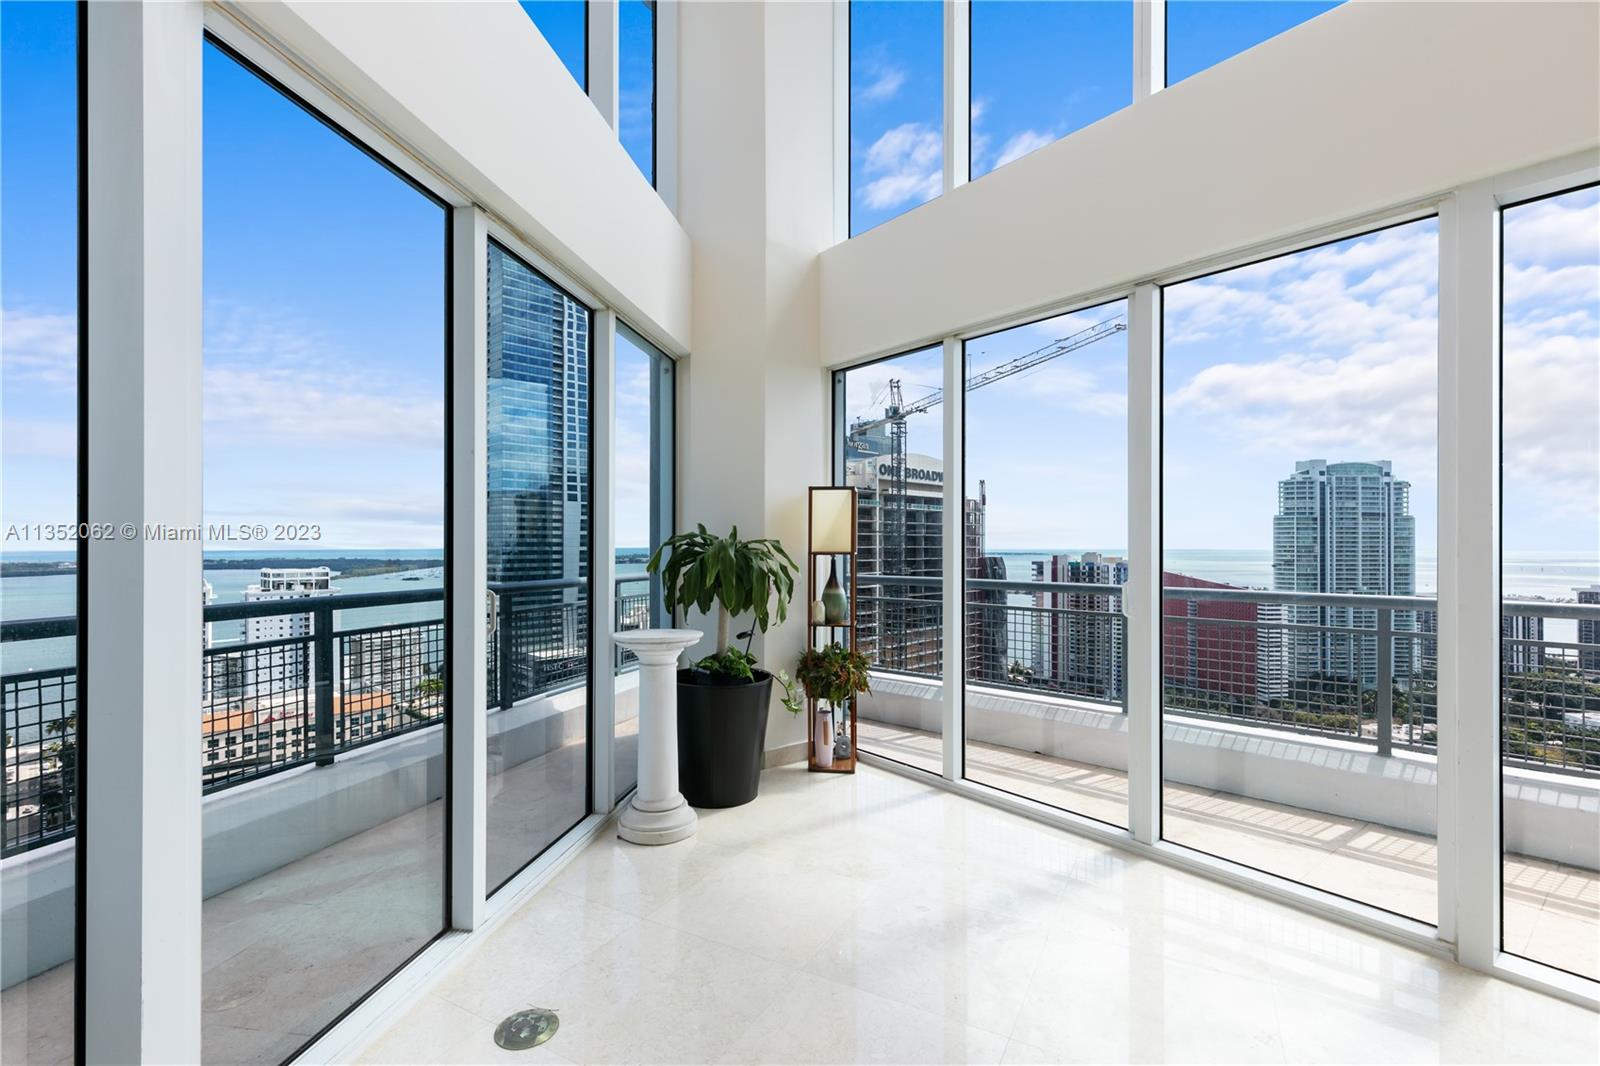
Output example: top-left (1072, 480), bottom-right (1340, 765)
top-left (676, 668), bottom-right (771, 809)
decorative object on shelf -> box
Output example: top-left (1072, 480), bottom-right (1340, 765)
top-left (814, 704), bottom-right (835, 768)
top-left (805, 486), bottom-right (861, 774)
top-left (648, 525), bottom-right (797, 808)
top-left (613, 628), bottom-right (703, 845)
top-left (821, 560), bottom-right (848, 624)
top-left (795, 639), bottom-right (870, 775)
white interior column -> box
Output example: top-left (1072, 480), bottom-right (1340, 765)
top-left (588, 0), bottom-right (619, 131)
top-left (591, 309), bottom-right (619, 813)
top-left (942, 335), bottom-right (966, 782)
top-left (1126, 283), bottom-right (1162, 845)
top-left (1440, 183), bottom-right (1502, 969)
top-left (449, 205), bottom-right (488, 930)
top-left (84, 2), bottom-right (205, 1061)
top-left (943, 0), bottom-right (970, 191)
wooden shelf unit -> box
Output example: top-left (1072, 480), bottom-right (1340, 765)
top-left (806, 485), bottom-right (858, 775)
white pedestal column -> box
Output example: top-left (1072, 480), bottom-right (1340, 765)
top-left (613, 628), bottom-right (702, 845)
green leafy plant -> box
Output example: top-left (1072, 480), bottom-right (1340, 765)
top-left (647, 524), bottom-right (798, 678)
top-left (794, 642), bottom-right (872, 707)
top-left (775, 669), bottom-right (805, 715)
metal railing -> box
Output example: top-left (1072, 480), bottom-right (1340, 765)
top-left (855, 573), bottom-right (1599, 775)
top-left (3, 575), bottom-right (652, 857)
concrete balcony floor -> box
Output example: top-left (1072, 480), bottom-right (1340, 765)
top-left (856, 717), bottom-right (1600, 983)
top-left (360, 763), bottom-right (1598, 1065)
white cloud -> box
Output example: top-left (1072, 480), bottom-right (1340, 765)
top-left (993, 128), bottom-right (1055, 170)
top-left (855, 63), bottom-right (906, 105)
top-left (1, 307), bottom-right (77, 388)
top-left (859, 122), bottom-right (941, 210)
top-left (1504, 189), bottom-right (1600, 267)
top-left (202, 301), bottom-right (443, 449)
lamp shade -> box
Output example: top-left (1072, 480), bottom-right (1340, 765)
top-left (810, 487), bottom-right (855, 554)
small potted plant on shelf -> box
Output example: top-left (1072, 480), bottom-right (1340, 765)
top-left (648, 524), bottom-right (797, 808)
top-left (794, 642), bottom-right (871, 769)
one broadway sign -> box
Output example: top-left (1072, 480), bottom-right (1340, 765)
top-left (846, 454), bottom-right (944, 492)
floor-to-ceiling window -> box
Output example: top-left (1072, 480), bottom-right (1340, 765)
top-left (485, 240), bottom-right (592, 893)
top-left (968, 1), bottom-right (1131, 180)
top-left (613, 322), bottom-right (673, 801)
top-left (1500, 185), bottom-right (1599, 982)
top-left (201, 38), bottom-right (449, 1064)
top-left (1161, 217), bottom-right (1440, 924)
top-left (836, 345), bottom-right (945, 773)
top-left (962, 301), bottom-right (1129, 827)
top-left (0, 3), bottom-right (78, 1062)
top-left (849, 0), bottom-right (943, 236)
top-left (619, 0), bottom-right (655, 185)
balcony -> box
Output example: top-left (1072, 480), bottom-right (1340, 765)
top-left (854, 575), bottom-right (1600, 980)
top-left (0, 579), bottom-right (647, 1061)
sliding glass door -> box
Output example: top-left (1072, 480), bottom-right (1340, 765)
top-left (201, 37), bottom-right (449, 1064)
top-left (1499, 185), bottom-right (1599, 982)
top-left (484, 240), bottom-right (593, 893)
top-left (961, 301), bottom-right (1130, 828)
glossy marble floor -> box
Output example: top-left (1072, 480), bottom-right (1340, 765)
top-left (359, 764), bottom-right (1599, 1065)
top-left (859, 717), bottom-right (1600, 981)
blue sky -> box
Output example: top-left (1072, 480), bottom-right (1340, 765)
top-left (852, 0), bottom-right (1343, 234)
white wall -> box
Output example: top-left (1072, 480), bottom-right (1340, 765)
top-left (223, 0), bottom-right (692, 354)
top-left (819, 0), bottom-right (1600, 364)
top-left (675, 0), bottom-right (837, 755)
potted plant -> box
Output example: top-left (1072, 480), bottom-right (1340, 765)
top-left (794, 642), bottom-right (872, 767)
top-left (647, 524), bottom-right (798, 807)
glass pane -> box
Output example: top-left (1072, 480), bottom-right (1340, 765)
top-left (486, 240), bottom-right (591, 893)
top-left (1, 2), bottom-right (78, 1061)
top-left (613, 324), bottom-right (672, 801)
top-left (1500, 185), bottom-right (1600, 982)
top-left (963, 301), bottom-right (1129, 827)
top-left (1161, 217), bottom-right (1439, 924)
top-left (521, 0), bottom-right (588, 91)
top-left (850, 0), bottom-right (943, 236)
top-left (1166, 0), bottom-right (1342, 85)
top-left (201, 40), bottom-right (449, 1064)
top-left (840, 345), bottom-right (944, 773)
top-left (619, 0), bottom-right (655, 185)
top-left (969, 0), bottom-right (1132, 179)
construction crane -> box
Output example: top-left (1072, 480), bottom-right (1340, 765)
top-left (845, 313), bottom-right (1126, 666)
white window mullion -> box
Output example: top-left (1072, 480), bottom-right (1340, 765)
top-left (1438, 184), bottom-right (1502, 969)
top-left (656, 0), bottom-right (680, 211)
top-left (943, 0), bottom-right (970, 192)
top-left (589, 0), bottom-right (620, 132)
top-left (1134, 0), bottom-right (1165, 101)
top-left (449, 205), bottom-right (488, 930)
top-left (591, 310), bottom-right (619, 813)
top-left (942, 336), bottom-right (965, 782)
top-left (84, 2), bottom-right (205, 1060)
top-left (1126, 284), bottom-right (1163, 845)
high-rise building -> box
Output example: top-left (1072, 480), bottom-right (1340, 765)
top-left (1501, 612), bottom-right (1546, 674)
top-left (1162, 571), bottom-right (1263, 705)
top-left (843, 450), bottom-right (1002, 680)
top-left (487, 244), bottom-right (590, 588)
top-left (243, 567), bottom-right (338, 696)
top-left (1031, 552), bottom-right (1128, 701)
top-left (964, 481), bottom-right (1008, 687)
top-left (1577, 585), bottom-right (1600, 675)
top-left (487, 246), bottom-right (591, 694)
top-left (1271, 460), bottom-right (1416, 688)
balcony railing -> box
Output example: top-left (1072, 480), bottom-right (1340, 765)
top-left (2, 576), bottom-right (651, 858)
top-left (856, 573), bottom-right (1599, 775)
